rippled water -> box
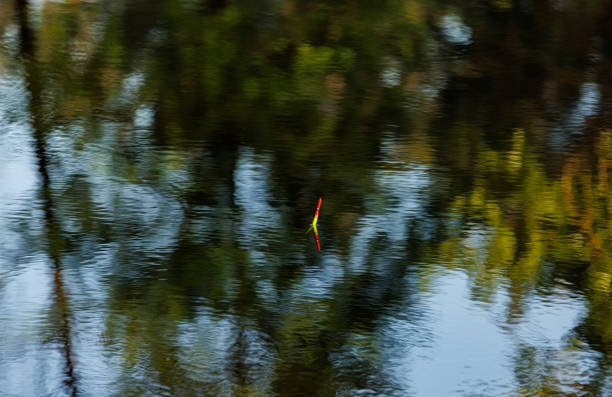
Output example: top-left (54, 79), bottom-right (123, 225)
top-left (1, 0), bottom-right (612, 395)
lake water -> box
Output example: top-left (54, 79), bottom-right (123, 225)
top-left (1, 0), bottom-right (611, 395)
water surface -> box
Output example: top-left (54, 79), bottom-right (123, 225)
top-left (1, 0), bottom-right (611, 395)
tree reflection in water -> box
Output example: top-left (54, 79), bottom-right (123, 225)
top-left (0, 0), bottom-right (610, 395)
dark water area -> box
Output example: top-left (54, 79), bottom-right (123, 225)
top-left (1, 0), bottom-right (611, 395)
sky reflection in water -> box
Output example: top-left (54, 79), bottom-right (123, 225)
top-left (0, 0), bottom-right (612, 395)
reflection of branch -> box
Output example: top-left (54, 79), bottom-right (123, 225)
top-left (15, 1), bottom-right (78, 395)
top-left (52, 262), bottom-right (78, 397)
top-left (15, 0), bottom-right (33, 56)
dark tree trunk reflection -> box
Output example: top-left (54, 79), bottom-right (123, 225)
top-left (15, 1), bottom-right (78, 395)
